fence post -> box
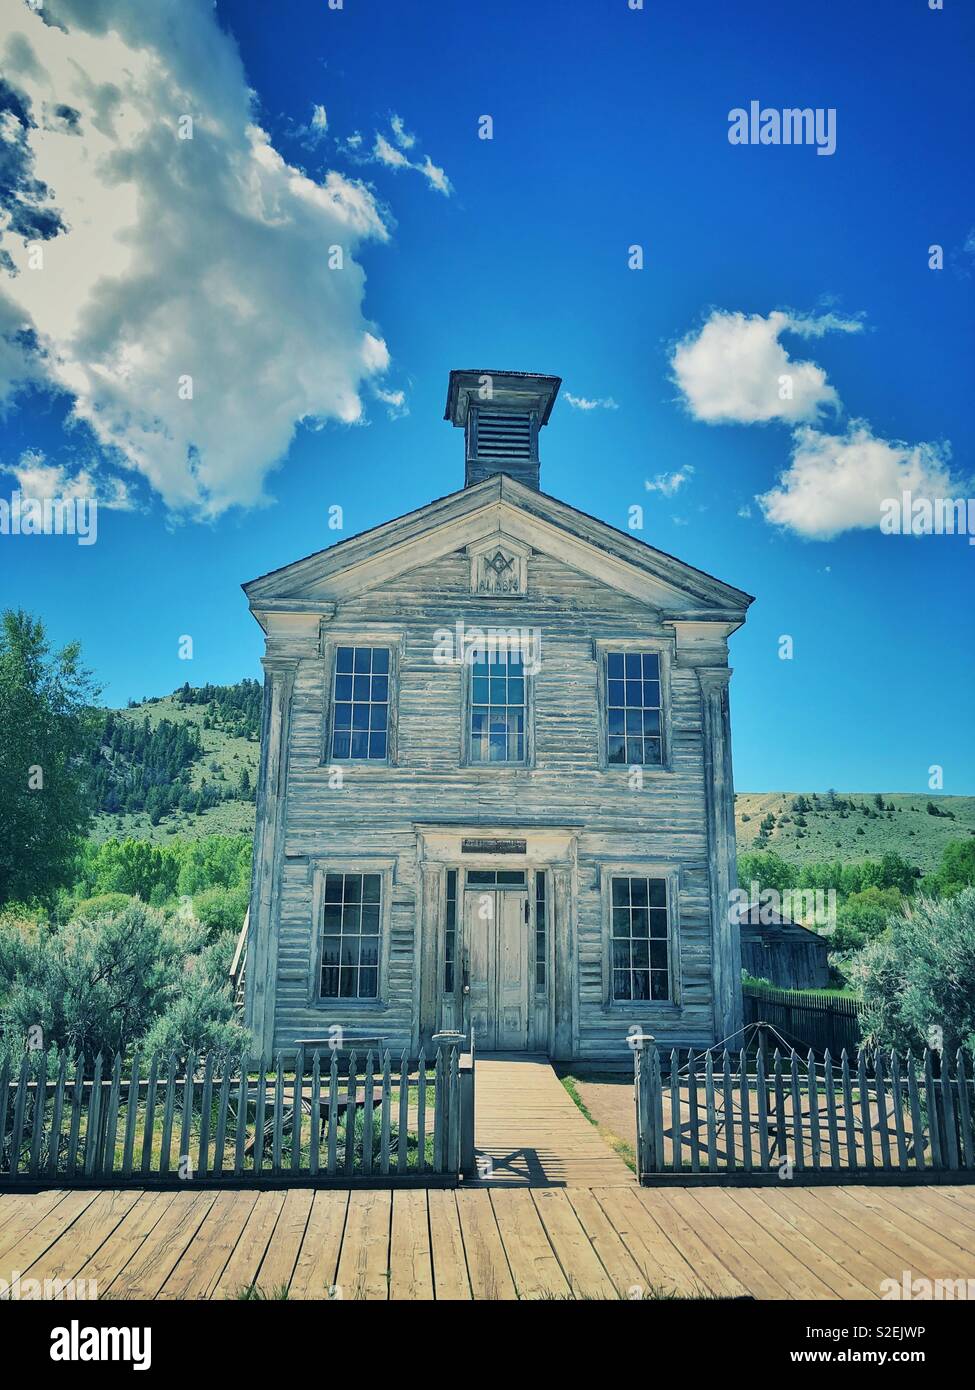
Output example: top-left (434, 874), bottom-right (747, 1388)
top-left (433, 1031), bottom-right (465, 1177)
top-left (629, 1033), bottom-right (656, 1178)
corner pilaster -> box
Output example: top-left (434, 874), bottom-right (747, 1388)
top-left (698, 668), bottom-right (743, 1044)
top-left (245, 656), bottom-right (297, 1062)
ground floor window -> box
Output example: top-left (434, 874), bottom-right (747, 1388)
top-left (444, 869), bottom-right (457, 994)
top-left (320, 871), bottom-right (381, 999)
top-left (535, 871), bottom-right (547, 991)
top-left (610, 875), bottom-right (670, 1001)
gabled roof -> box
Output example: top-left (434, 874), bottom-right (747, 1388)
top-left (243, 473), bottom-right (755, 619)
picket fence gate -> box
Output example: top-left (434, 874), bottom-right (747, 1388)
top-left (634, 1042), bottom-right (975, 1185)
top-left (0, 1044), bottom-right (468, 1187)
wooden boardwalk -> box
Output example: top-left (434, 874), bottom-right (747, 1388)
top-left (472, 1055), bottom-right (634, 1186)
top-left (3, 1183), bottom-right (975, 1300)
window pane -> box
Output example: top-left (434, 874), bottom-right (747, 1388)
top-left (610, 876), bottom-right (670, 1003)
top-left (605, 651), bottom-right (664, 766)
top-left (469, 646), bottom-right (528, 763)
top-left (330, 646), bottom-right (391, 761)
top-left (320, 873), bottom-right (383, 999)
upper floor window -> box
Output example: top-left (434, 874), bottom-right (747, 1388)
top-left (469, 647), bottom-right (526, 763)
top-left (605, 650), bottom-right (662, 766)
top-left (320, 872), bottom-right (381, 999)
top-left (330, 645), bottom-right (390, 761)
top-left (611, 875), bottom-right (670, 1002)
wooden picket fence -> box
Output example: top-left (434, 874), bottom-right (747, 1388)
top-left (0, 1044), bottom-right (466, 1187)
top-left (743, 982), bottom-right (861, 1055)
top-left (634, 1043), bottom-right (975, 1185)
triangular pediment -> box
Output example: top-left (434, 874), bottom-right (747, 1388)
top-left (243, 475), bottom-right (753, 621)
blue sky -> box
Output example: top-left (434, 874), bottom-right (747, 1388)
top-left (1, 0), bottom-right (972, 793)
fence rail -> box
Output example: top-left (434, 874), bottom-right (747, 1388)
top-left (743, 982), bottom-right (861, 1055)
top-left (634, 1043), bottom-right (975, 1185)
top-left (0, 1044), bottom-right (467, 1187)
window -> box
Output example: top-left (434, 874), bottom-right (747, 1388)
top-left (605, 651), bottom-right (662, 766)
top-left (465, 869), bottom-right (526, 886)
top-left (329, 646), bottom-right (390, 761)
top-left (469, 647), bottom-right (526, 763)
top-left (535, 872), bottom-right (547, 992)
top-left (444, 870), bottom-right (457, 994)
top-left (320, 872), bottom-right (381, 999)
top-left (610, 876), bottom-right (669, 1002)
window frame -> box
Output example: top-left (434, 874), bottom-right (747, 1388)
top-left (321, 634), bottom-right (400, 768)
top-left (594, 638), bottom-right (673, 774)
top-left (309, 859), bottom-right (394, 1010)
top-left (599, 861), bottom-right (682, 1010)
top-left (460, 637), bottom-right (535, 769)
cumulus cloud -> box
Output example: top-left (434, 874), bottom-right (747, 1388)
top-left (564, 392), bottom-right (618, 411)
top-left (671, 308), bottom-right (861, 425)
top-left (3, 447), bottom-right (134, 509)
top-left (757, 421), bottom-right (958, 540)
top-left (0, 0), bottom-right (396, 517)
top-left (645, 468), bottom-right (693, 496)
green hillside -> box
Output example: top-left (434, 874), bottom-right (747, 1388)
top-left (735, 791), bottom-right (975, 873)
top-left (89, 683), bottom-right (261, 844)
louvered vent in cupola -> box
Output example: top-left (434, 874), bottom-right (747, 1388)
top-left (444, 369), bottom-right (562, 492)
top-left (474, 410), bottom-right (533, 463)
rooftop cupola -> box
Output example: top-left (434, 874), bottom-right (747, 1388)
top-left (444, 369), bottom-right (561, 491)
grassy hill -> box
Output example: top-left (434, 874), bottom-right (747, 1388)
top-left (735, 791), bottom-right (975, 872)
top-left (90, 685), bottom-right (261, 844)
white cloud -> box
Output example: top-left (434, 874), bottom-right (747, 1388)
top-left (0, 0), bottom-right (396, 517)
top-left (311, 104), bottom-right (328, 134)
top-left (564, 392), bottom-right (618, 411)
top-left (671, 309), bottom-right (861, 425)
top-left (390, 114), bottom-right (415, 150)
top-left (3, 447), bottom-right (134, 509)
top-left (370, 123), bottom-right (452, 196)
top-left (757, 421), bottom-right (958, 540)
top-left (645, 468), bottom-right (693, 496)
top-left (373, 385), bottom-right (408, 419)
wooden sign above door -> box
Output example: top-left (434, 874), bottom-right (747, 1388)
top-left (461, 838), bottom-right (527, 855)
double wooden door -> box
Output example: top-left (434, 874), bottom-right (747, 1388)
top-left (465, 887), bottom-right (530, 1051)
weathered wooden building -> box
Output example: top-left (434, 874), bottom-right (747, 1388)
top-left (739, 907), bottom-right (831, 991)
top-left (242, 370), bottom-right (754, 1061)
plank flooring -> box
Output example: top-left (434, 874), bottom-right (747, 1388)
top-left (4, 1183), bottom-right (974, 1300)
top-left (472, 1054), bottom-right (634, 1186)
